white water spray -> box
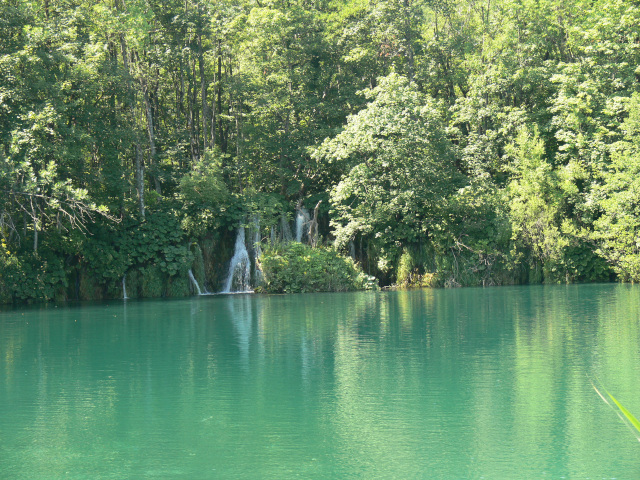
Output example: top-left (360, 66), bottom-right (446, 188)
top-left (188, 269), bottom-right (203, 295)
top-left (122, 275), bottom-right (128, 300)
top-left (280, 214), bottom-right (293, 242)
top-left (222, 228), bottom-right (252, 293)
top-left (295, 207), bottom-right (309, 243)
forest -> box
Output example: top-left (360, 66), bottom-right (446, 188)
top-left (1, 0), bottom-right (640, 302)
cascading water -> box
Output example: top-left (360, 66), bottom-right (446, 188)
top-left (222, 227), bottom-right (252, 293)
top-left (295, 207), bottom-right (309, 243)
top-left (122, 275), bottom-right (128, 300)
top-left (295, 211), bottom-right (304, 242)
top-left (280, 214), bottom-right (293, 243)
top-left (188, 269), bottom-right (203, 295)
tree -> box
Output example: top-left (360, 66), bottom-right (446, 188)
top-left (506, 126), bottom-right (565, 278)
top-left (594, 94), bottom-right (640, 281)
top-left (0, 2), bottom-right (117, 251)
top-left (315, 73), bottom-right (461, 275)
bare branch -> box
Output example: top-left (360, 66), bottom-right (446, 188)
top-left (0, 188), bottom-right (120, 245)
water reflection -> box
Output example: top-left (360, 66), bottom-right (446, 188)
top-left (225, 295), bottom-right (254, 369)
top-left (1, 286), bottom-right (640, 478)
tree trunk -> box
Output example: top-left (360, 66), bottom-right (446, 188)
top-left (135, 143), bottom-right (145, 219)
top-left (179, 56), bottom-right (185, 128)
top-left (33, 212), bottom-right (38, 253)
top-left (119, 31), bottom-right (145, 218)
top-left (279, 109), bottom-right (290, 195)
top-left (141, 77), bottom-right (161, 194)
top-left (403, 0), bottom-right (415, 82)
top-left (191, 56), bottom-right (199, 160)
top-left (217, 40), bottom-right (225, 152)
top-left (198, 31), bottom-right (208, 151)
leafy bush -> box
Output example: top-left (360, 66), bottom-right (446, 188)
top-left (258, 242), bottom-right (377, 293)
top-left (120, 209), bottom-right (193, 277)
top-left (73, 206), bottom-right (194, 300)
top-left (0, 250), bottom-right (67, 302)
top-left (179, 149), bottom-right (230, 237)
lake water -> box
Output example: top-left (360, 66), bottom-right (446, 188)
top-left (1, 284), bottom-right (640, 478)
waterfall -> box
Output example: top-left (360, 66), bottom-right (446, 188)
top-left (188, 269), bottom-right (203, 295)
top-left (295, 207), bottom-right (309, 243)
top-left (280, 214), bottom-right (293, 242)
top-left (222, 227), bottom-right (252, 293)
top-left (295, 211), bottom-right (304, 242)
top-left (122, 275), bottom-right (128, 300)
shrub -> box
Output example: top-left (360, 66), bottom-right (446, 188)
top-left (258, 242), bottom-right (377, 293)
top-left (0, 250), bottom-right (67, 303)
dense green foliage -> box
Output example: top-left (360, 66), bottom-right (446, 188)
top-left (2, 0), bottom-right (640, 302)
top-left (258, 242), bottom-right (376, 293)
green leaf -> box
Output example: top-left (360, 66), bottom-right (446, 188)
top-left (607, 390), bottom-right (640, 436)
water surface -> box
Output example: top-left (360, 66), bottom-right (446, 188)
top-left (1, 284), bottom-right (640, 478)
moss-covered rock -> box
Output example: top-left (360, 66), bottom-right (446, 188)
top-left (190, 243), bottom-right (207, 290)
top-left (140, 265), bottom-right (163, 298)
top-left (200, 231), bottom-right (232, 292)
top-left (166, 271), bottom-right (191, 297)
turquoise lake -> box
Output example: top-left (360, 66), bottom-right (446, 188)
top-left (1, 284), bottom-right (640, 478)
